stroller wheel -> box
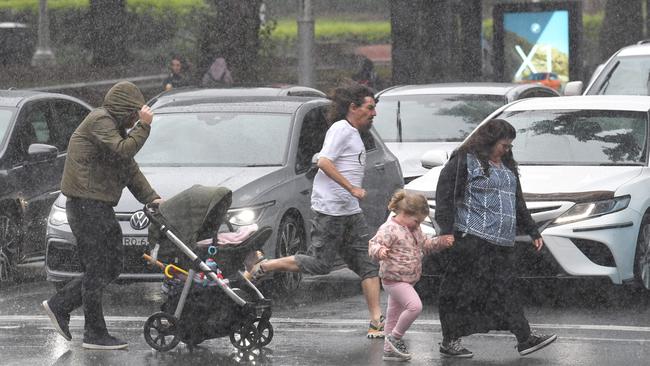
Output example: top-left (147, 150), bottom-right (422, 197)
top-left (143, 312), bottom-right (181, 352)
top-left (253, 318), bottom-right (273, 347)
top-left (230, 321), bottom-right (260, 351)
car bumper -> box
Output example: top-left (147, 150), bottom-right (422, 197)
top-left (421, 200), bottom-right (640, 284)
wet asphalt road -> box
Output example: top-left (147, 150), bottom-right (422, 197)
top-left (1, 267), bottom-right (650, 365)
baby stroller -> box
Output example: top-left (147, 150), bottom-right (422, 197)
top-left (142, 185), bottom-right (273, 352)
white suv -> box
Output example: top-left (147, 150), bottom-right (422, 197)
top-left (566, 41), bottom-right (650, 96)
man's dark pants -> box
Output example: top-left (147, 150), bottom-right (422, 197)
top-left (48, 198), bottom-right (123, 337)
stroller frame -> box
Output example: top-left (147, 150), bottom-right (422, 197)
top-left (142, 201), bottom-right (273, 352)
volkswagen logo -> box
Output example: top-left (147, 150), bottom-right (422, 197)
top-left (130, 211), bottom-right (150, 230)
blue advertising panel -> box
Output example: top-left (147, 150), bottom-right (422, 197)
top-left (493, 1), bottom-right (581, 91)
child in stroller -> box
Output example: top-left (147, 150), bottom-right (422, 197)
top-left (142, 185), bottom-right (273, 352)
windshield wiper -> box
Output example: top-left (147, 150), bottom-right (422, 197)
top-left (597, 60), bottom-right (620, 94)
top-left (245, 164), bottom-right (280, 167)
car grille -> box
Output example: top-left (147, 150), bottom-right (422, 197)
top-left (47, 241), bottom-right (159, 274)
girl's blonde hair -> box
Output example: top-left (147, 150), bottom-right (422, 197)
top-left (387, 189), bottom-right (429, 217)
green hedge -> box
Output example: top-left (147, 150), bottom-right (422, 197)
top-left (0, 0), bottom-right (204, 11)
top-left (272, 18), bottom-right (391, 43)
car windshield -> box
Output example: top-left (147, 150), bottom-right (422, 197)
top-left (0, 107), bottom-right (15, 147)
top-left (374, 94), bottom-right (505, 142)
top-left (135, 112), bottom-right (292, 166)
top-left (498, 109), bottom-right (648, 165)
top-left (591, 56), bottom-right (650, 95)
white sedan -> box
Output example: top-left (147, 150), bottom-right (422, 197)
top-left (408, 96), bottom-right (650, 289)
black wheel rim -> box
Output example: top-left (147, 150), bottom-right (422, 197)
top-left (278, 217), bottom-right (304, 292)
top-left (253, 318), bottom-right (273, 347)
top-left (640, 223), bottom-right (650, 289)
top-left (0, 215), bottom-right (20, 283)
top-left (230, 322), bottom-right (260, 351)
top-left (143, 312), bottom-right (180, 352)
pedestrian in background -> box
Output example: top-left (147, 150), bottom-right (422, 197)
top-left (244, 84), bottom-right (387, 339)
top-left (352, 56), bottom-right (379, 90)
top-left (162, 55), bottom-right (191, 91)
top-left (369, 190), bottom-right (452, 361)
top-left (201, 57), bottom-right (234, 87)
top-left (435, 118), bottom-right (557, 358)
top-left (42, 81), bottom-right (162, 350)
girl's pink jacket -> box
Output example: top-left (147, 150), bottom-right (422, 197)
top-left (368, 218), bottom-right (445, 284)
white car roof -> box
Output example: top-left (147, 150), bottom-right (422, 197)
top-left (505, 96), bottom-right (650, 112)
top-left (617, 43), bottom-right (650, 57)
top-left (379, 83), bottom-right (530, 97)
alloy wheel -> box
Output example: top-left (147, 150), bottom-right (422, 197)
top-left (0, 215), bottom-right (21, 284)
top-left (276, 215), bottom-right (305, 294)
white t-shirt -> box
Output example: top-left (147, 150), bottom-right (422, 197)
top-left (311, 120), bottom-right (366, 216)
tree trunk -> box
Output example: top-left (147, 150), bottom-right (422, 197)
top-left (89, 0), bottom-right (128, 66)
top-left (198, 0), bottom-right (262, 84)
top-left (600, 0), bottom-right (642, 60)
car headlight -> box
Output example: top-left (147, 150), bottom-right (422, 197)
top-left (550, 195), bottom-right (630, 226)
top-left (227, 201), bottom-right (275, 226)
top-left (48, 204), bottom-right (68, 226)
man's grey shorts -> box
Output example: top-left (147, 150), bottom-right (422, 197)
top-left (295, 211), bottom-right (379, 280)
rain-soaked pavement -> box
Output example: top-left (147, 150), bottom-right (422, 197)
top-left (2, 267), bottom-right (650, 366)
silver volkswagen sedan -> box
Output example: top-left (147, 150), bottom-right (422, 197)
top-left (44, 93), bottom-right (403, 293)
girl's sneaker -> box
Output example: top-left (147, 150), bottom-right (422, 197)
top-left (383, 350), bottom-right (411, 362)
top-left (386, 334), bottom-right (411, 358)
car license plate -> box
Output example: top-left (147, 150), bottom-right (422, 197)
top-left (123, 236), bottom-right (149, 246)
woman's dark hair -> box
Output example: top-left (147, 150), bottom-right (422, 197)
top-left (457, 118), bottom-right (518, 175)
top-left (326, 84), bottom-right (375, 124)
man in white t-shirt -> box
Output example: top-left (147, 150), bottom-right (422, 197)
top-left (244, 84), bottom-right (385, 338)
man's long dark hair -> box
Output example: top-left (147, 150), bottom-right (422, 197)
top-left (326, 84), bottom-right (375, 125)
top-left (457, 118), bottom-right (518, 176)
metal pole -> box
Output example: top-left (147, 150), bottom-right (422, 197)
top-left (297, 0), bottom-right (315, 87)
top-left (31, 0), bottom-right (56, 67)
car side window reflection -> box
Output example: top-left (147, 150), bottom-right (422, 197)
top-left (296, 107), bottom-right (328, 174)
top-left (52, 100), bottom-right (89, 151)
top-left (13, 101), bottom-right (53, 163)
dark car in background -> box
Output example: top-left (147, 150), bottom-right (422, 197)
top-left (373, 83), bottom-right (559, 182)
top-left (45, 90), bottom-right (403, 293)
top-left (0, 90), bottom-right (91, 283)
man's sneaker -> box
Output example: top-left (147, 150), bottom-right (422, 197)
top-left (366, 314), bottom-right (385, 338)
top-left (241, 259), bottom-right (268, 282)
top-left (386, 334), bottom-right (411, 358)
top-left (517, 331), bottom-right (557, 356)
top-left (41, 301), bottom-right (72, 341)
top-left (82, 334), bottom-right (128, 350)
top-left (383, 350), bottom-right (411, 362)
top-left (439, 338), bottom-right (474, 358)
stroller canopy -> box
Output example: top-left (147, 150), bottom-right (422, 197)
top-left (149, 185), bottom-right (232, 248)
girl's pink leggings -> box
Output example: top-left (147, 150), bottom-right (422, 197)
top-left (382, 279), bottom-right (423, 351)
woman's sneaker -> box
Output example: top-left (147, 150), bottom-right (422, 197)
top-left (367, 315), bottom-right (385, 338)
top-left (383, 350), bottom-right (411, 362)
top-left (82, 334), bottom-right (128, 350)
top-left (386, 334), bottom-right (411, 358)
top-left (439, 338), bottom-right (473, 358)
top-left (517, 331), bottom-right (557, 356)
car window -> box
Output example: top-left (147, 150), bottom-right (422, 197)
top-left (136, 112), bottom-right (293, 167)
top-left (374, 94), bottom-right (504, 142)
top-left (498, 109), bottom-right (647, 165)
top-left (360, 129), bottom-right (377, 151)
top-left (590, 56), bottom-right (650, 95)
top-left (23, 102), bottom-right (53, 145)
top-left (52, 100), bottom-right (89, 151)
top-left (296, 107), bottom-right (328, 173)
top-left (0, 107), bottom-right (14, 148)
top-left (518, 89), bottom-right (558, 99)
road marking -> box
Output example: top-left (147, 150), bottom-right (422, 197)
top-left (3, 315), bottom-right (650, 333)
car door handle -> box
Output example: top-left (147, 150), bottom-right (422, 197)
top-left (374, 163), bottom-right (385, 171)
top-left (300, 189), bottom-right (311, 195)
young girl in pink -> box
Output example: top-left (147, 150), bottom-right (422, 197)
top-left (369, 190), bottom-right (453, 361)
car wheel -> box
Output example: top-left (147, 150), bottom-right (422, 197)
top-left (274, 213), bottom-right (306, 295)
top-left (0, 214), bottom-right (22, 286)
top-left (634, 213), bottom-right (650, 290)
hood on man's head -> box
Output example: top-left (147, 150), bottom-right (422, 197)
top-left (103, 81), bottom-right (145, 121)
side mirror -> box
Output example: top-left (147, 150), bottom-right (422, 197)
top-left (306, 153), bottom-right (319, 179)
top-left (421, 150), bottom-right (449, 169)
top-left (27, 143), bottom-right (58, 163)
top-left (563, 81), bottom-right (583, 96)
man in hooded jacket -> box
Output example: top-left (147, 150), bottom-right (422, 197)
top-left (42, 81), bottom-right (161, 350)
